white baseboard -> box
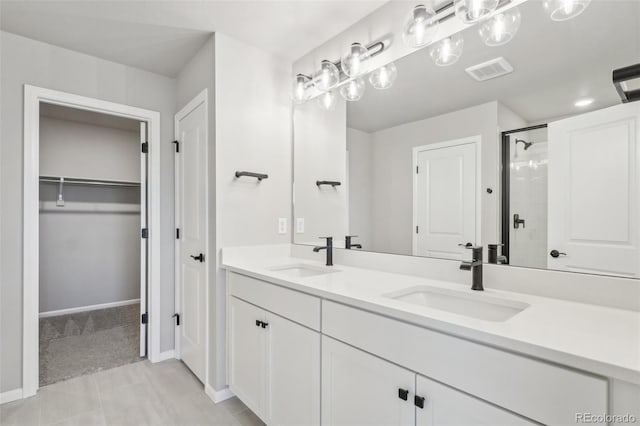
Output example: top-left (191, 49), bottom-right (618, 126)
top-left (0, 388), bottom-right (23, 404)
top-left (39, 298), bottom-right (140, 318)
top-left (155, 350), bottom-right (175, 362)
top-left (205, 384), bottom-right (235, 403)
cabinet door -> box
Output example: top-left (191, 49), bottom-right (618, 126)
top-left (415, 375), bottom-right (536, 426)
top-left (229, 297), bottom-right (266, 417)
top-left (322, 336), bottom-right (414, 426)
top-left (266, 312), bottom-right (320, 426)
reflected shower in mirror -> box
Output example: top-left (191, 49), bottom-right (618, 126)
top-left (293, 0), bottom-right (640, 278)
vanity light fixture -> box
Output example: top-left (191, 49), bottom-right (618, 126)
top-left (428, 34), bottom-right (464, 66)
top-left (574, 98), bottom-right (594, 107)
top-left (313, 60), bottom-right (341, 92)
top-left (341, 43), bottom-right (370, 78)
top-left (478, 6), bottom-right (521, 46)
top-left (292, 74), bottom-right (311, 104)
top-left (543, 0), bottom-right (591, 21)
top-left (454, 0), bottom-right (499, 24)
top-left (317, 90), bottom-right (337, 111)
top-left (339, 77), bottom-right (366, 101)
top-left (402, 3), bottom-right (439, 48)
top-left (369, 62), bottom-right (398, 90)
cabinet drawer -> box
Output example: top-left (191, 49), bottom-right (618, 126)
top-left (228, 272), bottom-right (321, 330)
top-left (322, 300), bottom-right (608, 426)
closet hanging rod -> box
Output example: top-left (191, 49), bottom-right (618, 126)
top-left (39, 176), bottom-right (141, 187)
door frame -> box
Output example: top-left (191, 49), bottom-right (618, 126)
top-left (22, 85), bottom-right (162, 398)
top-left (411, 136), bottom-right (482, 256)
top-left (173, 89), bottom-right (210, 383)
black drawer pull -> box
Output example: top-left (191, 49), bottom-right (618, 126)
top-left (398, 388), bottom-right (409, 401)
top-left (414, 395), bottom-right (426, 409)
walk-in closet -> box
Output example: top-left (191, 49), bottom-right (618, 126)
top-left (38, 103), bottom-right (146, 386)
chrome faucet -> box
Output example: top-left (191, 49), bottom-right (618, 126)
top-left (345, 235), bottom-right (362, 249)
top-left (313, 237), bottom-right (333, 266)
top-left (459, 244), bottom-right (483, 291)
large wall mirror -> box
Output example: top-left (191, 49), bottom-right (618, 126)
top-left (293, 0), bottom-right (640, 279)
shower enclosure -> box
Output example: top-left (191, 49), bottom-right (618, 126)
top-left (501, 125), bottom-right (549, 269)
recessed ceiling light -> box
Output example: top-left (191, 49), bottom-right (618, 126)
top-left (574, 98), bottom-right (594, 107)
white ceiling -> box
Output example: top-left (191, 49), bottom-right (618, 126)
top-left (0, 0), bottom-right (387, 77)
top-left (348, 0), bottom-right (640, 133)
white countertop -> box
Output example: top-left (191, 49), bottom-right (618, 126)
top-left (221, 245), bottom-right (640, 385)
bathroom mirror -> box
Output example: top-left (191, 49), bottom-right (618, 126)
top-left (293, 0), bottom-right (640, 279)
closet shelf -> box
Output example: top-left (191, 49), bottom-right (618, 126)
top-left (39, 176), bottom-right (141, 187)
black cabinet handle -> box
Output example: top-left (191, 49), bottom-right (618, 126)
top-left (261, 322), bottom-right (269, 329)
top-left (255, 320), bottom-right (261, 327)
top-left (414, 395), bottom-right (426, 409)
top-left (549, 250), bottom-right (567, 258)
top-left (190, 253), bottom-right (205, 262)
top-left (398, 388), bottom-right (409, 401)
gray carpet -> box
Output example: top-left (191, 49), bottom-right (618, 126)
top-left (39, 304), bottom-right (143, 386)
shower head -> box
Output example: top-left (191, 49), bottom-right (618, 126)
top-left (515, 139), bottom-right (533, 150)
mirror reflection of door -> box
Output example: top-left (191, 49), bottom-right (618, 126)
top-left (548, 102), bottom-right (640, 278)
top-left (413, 138), bottom-right (478, 260)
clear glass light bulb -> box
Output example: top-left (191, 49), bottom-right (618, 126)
top-left (402, 3), bottom-right (439, 48)
top-left (369, 63), bottom-right (398, 90)
top-left (317, 90), bottom-right (336, 111)
top-left (313, 60), bottom-right (340, 92)
top-left (339, 78), bottom-right (366, 102)
top-left (454, 0), bottom-right (499, 24)
top-left (478, 7), bottom-right (521, 46)
top-left (543, 0), bottom-right (591, 21)
top-left (341, 43), bottom-right (370, 78)
top-left (428, 34), bottom-right (464, 66)
top-left (292, 74), bottom-right (310, 104)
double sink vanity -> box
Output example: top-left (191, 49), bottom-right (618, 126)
top-left (222, 245), bottom-right (639, 426)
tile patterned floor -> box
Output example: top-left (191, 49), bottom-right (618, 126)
top-left (0, 359), bottom-right (265, 426)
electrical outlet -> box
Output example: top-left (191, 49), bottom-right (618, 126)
top-left (278, 218), bottom-right (287, 234)
top-left (296, 218), bottom-right (305, 234)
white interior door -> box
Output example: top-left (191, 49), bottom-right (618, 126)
top-left (414, 140), bottom-right (477, 259)
top-left (548, 102), bottom-right (640, 277)
top-left (175, 93), bottom-right (208, 381)
top-left (139, 122), bottom-right (148, 357)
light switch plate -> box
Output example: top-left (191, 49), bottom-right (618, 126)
top-left (278, 218), bottom-right (287, 234)
top-left (296, 218), bottom-right (305, 234)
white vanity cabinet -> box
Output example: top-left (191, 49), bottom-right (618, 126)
top-left (322, 336), bottom-right (535, 426)
top-left (228, 273), bottom-right (321, 426)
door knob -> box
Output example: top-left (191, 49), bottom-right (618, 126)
top-left (190, 253), bottom-right (205, 262)
top-left (549, 250), bottom-right (567, 258)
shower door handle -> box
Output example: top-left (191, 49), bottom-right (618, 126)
top-left (513, 214), bottom-right (526, 229)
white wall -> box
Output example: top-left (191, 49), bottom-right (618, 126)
top-left (293, 99), bottom-right (347, 246)
top-left (214, 33), bottom-right (292, 390)
top-left (0, 31), bottom-right (177, 393)
top-left (346, 127), bottom-right (373, 250)
top-left (39, 117), bottom-right (141, 313)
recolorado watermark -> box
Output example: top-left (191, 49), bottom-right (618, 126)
top-left (576, 413), bottom-right (637, 424)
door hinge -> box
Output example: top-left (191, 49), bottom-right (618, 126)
top-left (141, 313), bottom-right (148, 324)
top-left (173, 140), bottom-right (180, 153)
top-left (141, 228), bottom-right (148, 239)
top-left (172, 313), bottom-right (180, 326)
top-left (416, 226), bottom-right (419, 234)
top-left (176, 228), bottom-right (180, 239)
top-left (416, 165), bottom-right (419, 174)
top-left (141, 142), bottom-right (148, 153)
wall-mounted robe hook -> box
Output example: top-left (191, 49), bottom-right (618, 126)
top-left (56, 177), bottom-right (65, 207)
top-left (316, 180), bottom-right (341, 187)
top-left (235, 171), bottom-right (268, 181)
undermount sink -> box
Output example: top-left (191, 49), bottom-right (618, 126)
top-left (384, 286), bottom-right (529, 322)
top-left (269, 264), bottom-right (338, 278)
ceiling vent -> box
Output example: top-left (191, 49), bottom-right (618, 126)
top-left (465, 57), bottom-right (514, 82)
